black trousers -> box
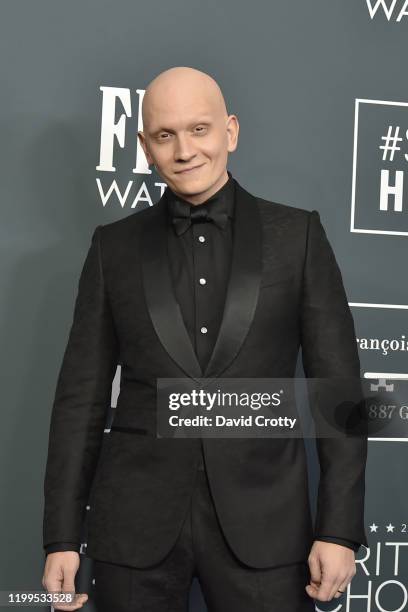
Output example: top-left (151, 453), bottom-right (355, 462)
top-left (92, 452), bottom-right (315, 612)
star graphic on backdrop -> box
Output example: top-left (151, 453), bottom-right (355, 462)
top-left (386, 523), bottom-right (395, 533)
top-left (369, 523), bottom-right (379, 532)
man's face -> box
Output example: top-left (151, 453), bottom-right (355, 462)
top-left (138, 94), bottom-right (238, 203)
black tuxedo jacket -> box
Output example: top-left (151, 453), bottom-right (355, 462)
top-left (43, 176), bottom-right (368, 569)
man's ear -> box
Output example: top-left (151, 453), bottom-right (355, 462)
top-left (226, 115), bottom-right (239, 152)
top-left (138, 131), bottom-right (153, 165)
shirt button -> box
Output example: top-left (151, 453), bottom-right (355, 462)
top-left (200, 326), bottom-right (208, 334)
top-left (198, 235), bottom-right (206, 242)
top-left (199, 277), bottom-right (206, 285)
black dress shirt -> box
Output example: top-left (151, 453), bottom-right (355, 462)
top-left (44, 170), bottom-right (360, 555)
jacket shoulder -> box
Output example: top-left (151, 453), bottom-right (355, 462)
top-left (97, 202), bottom-right (158, 245)
top-left (255, 196), bottom-right (313, 236)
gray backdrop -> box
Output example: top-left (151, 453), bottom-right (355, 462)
top-left (1, 1), bottom-right (407, 610)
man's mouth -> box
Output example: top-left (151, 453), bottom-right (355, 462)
top-left (175, 163), bottom-right (205, 174)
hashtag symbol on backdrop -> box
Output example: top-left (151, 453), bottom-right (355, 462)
top-left (379, 125), bottom-right (404, 161)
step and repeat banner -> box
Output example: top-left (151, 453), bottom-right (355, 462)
top-left (1, 1), bottom-right (407, 610)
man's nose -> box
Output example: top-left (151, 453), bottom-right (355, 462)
top-left (174, 133), bottom-right (196, 161)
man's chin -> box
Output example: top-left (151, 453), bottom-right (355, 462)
top-left (170, 175), bottom-right (210, 196)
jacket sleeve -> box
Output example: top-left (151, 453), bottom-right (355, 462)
top-left (300, 210), bottom-right (368, 549)
top-left (43, 225), bottom-right (119, 550)
top-left (315, 536), bottom-right (361, 553)
top-left (44, 542), bottom-right (81, 555)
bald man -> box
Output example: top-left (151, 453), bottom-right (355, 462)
top-left (42, 66), bottom-right (367, 611)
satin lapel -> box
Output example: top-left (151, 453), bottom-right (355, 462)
top-left (203, 179), bottom-right (263, 378)
top-left (141, 195), bottom-right (203, 380)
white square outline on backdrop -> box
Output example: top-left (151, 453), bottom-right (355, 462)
top-left (350, 98), bottom-right (408, 236)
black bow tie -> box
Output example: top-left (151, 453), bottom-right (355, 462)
top-left (171, 203), bottom-right (229, 236)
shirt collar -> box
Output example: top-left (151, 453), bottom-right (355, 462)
top-left (166, 170), bottom-right (235, 231)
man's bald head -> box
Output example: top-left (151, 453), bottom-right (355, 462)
top-left (141, 66), bottom-right (228, 132)
top-left (138, 66), bottom-right (239, 205)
